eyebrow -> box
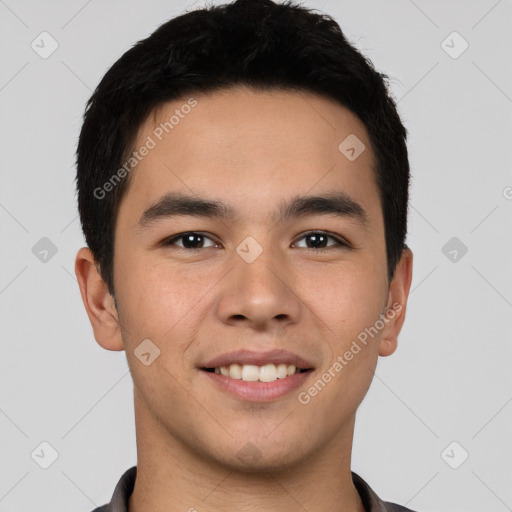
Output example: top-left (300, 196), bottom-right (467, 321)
top-left (137, 191), bottom-right (369, 229)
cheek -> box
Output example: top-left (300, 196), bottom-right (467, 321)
top-left (115, 260), bottom-right (208, 401)
top-left (301, 264), bottom-right (387, 406)
top-left (302, 261), bottom-right (387, 340)
top-left (114, 255), bottom-right (218, 348)
top-left (298, 268), bottom-right (385, 418)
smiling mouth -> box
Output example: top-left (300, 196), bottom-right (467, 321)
top-left (202, 363), bottom-right (312, 382)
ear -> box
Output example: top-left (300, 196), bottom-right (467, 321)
top-left (378, 247), bottom-right (413, 357)
top-left (74, 247), bottom-right (125, 351)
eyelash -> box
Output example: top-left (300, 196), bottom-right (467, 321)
top-left (161, 231), bottom-right (350, 251)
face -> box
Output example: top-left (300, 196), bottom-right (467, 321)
top-left (78, 85), bottom-right (412, 472)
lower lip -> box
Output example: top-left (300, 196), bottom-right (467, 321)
top-left (200, 369), bottom-right (314, 402)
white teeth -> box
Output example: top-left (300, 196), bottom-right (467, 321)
top-left (241, 364), bottom-right (260, 381)
top-left (276, 364), bottom-right (288, 379)
top-left (229, 363), bottom-right (242, 379)
top-left (214, 363), bottom-right (302, 382)
top-left (259, 364), bottom-right (277, 382)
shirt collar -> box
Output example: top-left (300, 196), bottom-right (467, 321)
top-left (96, 466), bottom-right (414, 512)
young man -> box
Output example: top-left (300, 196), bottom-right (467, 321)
top-left (74, 0), bottom-right (414, 510)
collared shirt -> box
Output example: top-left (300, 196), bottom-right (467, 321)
top-left (91, 466), bottom-right (417, 512)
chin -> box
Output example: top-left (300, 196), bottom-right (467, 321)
top-left (208, 437), bottom-right (312, 474)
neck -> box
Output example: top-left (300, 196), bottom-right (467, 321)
top-left (128, 391), bottom-right (365, 512)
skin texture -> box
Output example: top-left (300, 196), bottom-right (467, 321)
top-left (75, 86), bottom-right (413, 512)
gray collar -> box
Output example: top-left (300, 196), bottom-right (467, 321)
top-left (92, 466), bottom-right (416, 512)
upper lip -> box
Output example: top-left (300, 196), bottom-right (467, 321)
top-left (201, 349), bottom-right (314, 370)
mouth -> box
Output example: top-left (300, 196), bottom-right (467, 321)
top-left (201, 363), bottom-right (313, 382)
top-left (198, 349), bottom-right (315, 401)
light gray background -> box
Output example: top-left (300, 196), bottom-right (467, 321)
top-left (1, 0), bottom-right (511, 511)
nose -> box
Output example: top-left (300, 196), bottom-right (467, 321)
top-left (215, 246), bottom-right (302, 331)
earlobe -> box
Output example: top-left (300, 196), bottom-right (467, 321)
top-left (378, 247), bottom-right (413, 357)
top-left (74, 247), bottom-right (125, 351)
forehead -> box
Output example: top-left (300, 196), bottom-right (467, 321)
top-left (118, 86), bottom-right (381, 227)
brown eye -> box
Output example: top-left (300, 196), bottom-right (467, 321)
top-left (164, 232), bottom-right (217, 249)
top-left (293, 231), bottom-right (347, 250)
